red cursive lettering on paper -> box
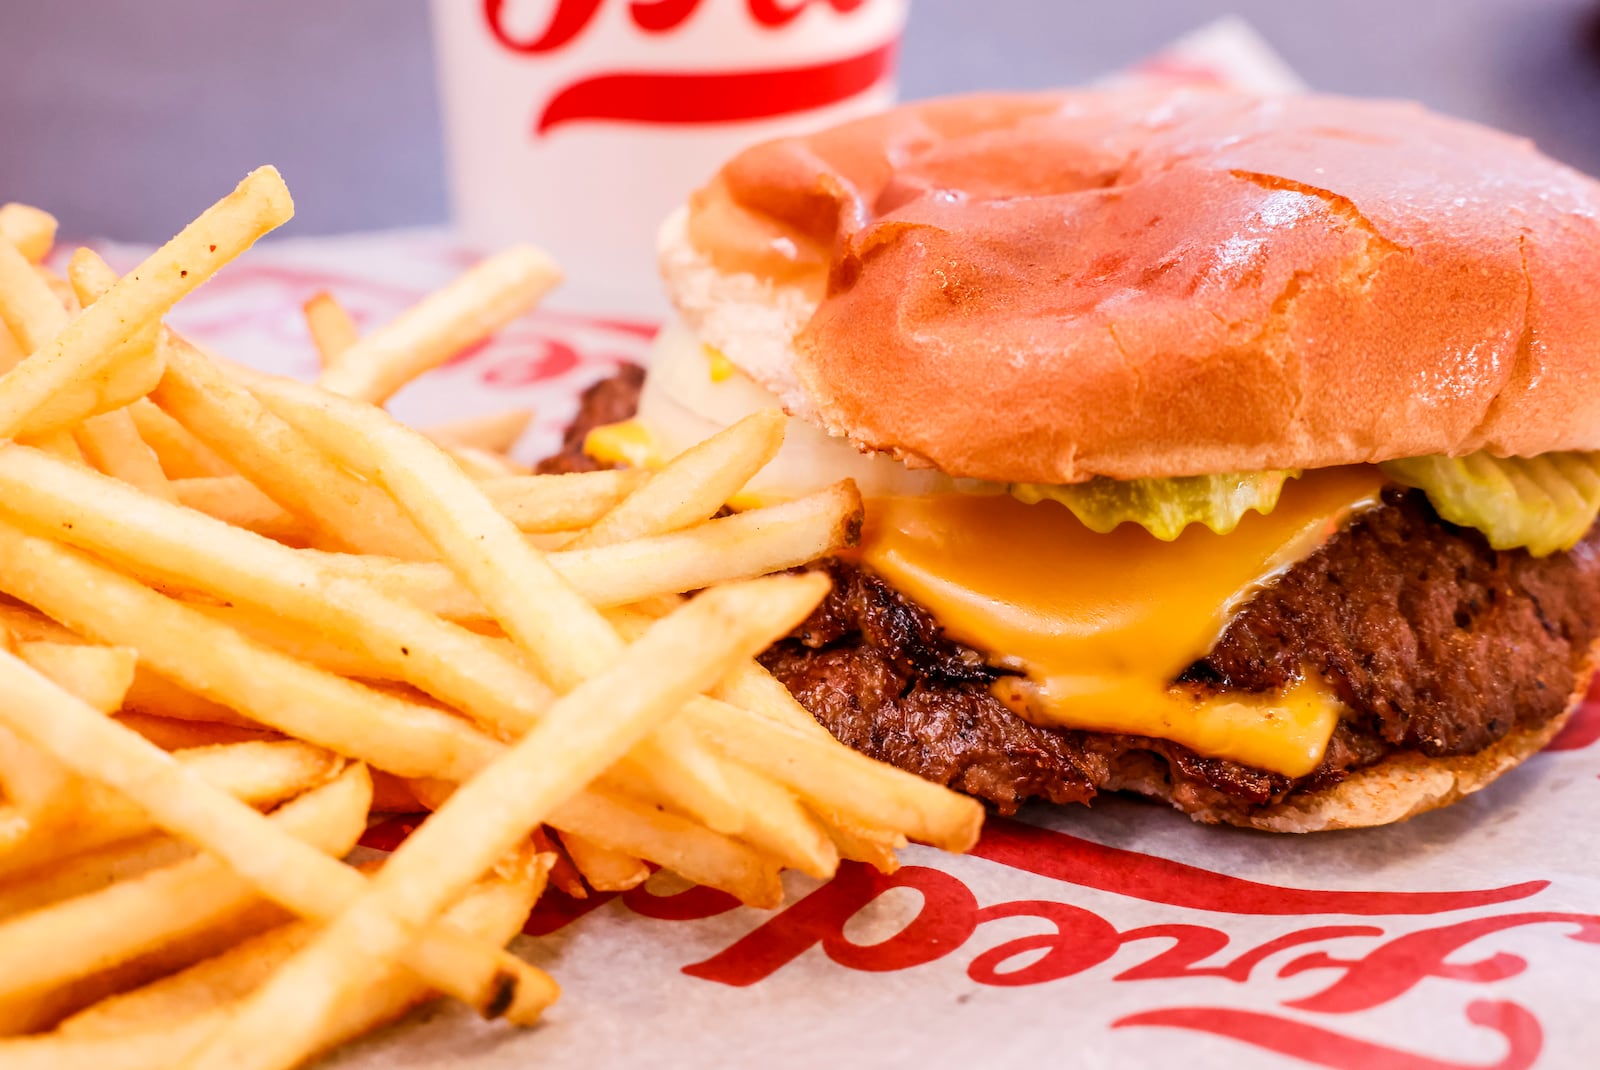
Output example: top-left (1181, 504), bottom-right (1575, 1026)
top-left (1113, 924), bottom-right (1381, 983)
top-left (1280, 912), bottom-right (1600, 1014)
top-left (972, 816), bottom-right (1549, 915)
top-left (1113, 1000), bottom-right (1543, 1070)
top-left (534, 40), bottom-right (897, 134)
top-left (682, 863), bottom-right (978, 986)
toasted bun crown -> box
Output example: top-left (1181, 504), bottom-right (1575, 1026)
top-left (664, 90), bottom-right (1600, 483)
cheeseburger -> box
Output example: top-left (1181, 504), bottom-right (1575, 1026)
top-left (551, 90), bottom-right (1600, 831)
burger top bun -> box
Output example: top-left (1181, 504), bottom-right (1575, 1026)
top-left (661, 90), bottom-right (1600, 484)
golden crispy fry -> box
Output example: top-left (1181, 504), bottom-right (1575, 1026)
top-left (0, 168), bottom-right (291, 439)
top-left (252, 376), bottom-right (752, 835)
top-left (0, 205), bottom-right (57, 263)
top-left (479, 467), bottom-right (647, 530)
top-left (73, 410), bottom-right (178, 501)
top-left (0, 520), bottom-right (503, 781)
top-left (0, 443), bottom-right (553, 742)
top-left (15, 641), bottom-right (136, 715)
top-left (126, 398), bottom-right (233, 478)
top-left (305, 480), bottom-right (863, 619)
top-left (0, 764), bottom-right (368, 1011)
top-left (682, 698), bottom-right (983, 853)
top-left (112, 713), bottom-right (273, 749)
top-left (425, 407), bottom-right (533, 454)
top-left (0, 857), bottom-right (549, 1069)
top-left (441, 441), bottom-right (532, 478)
top-left (174, 466), bottom-right (646, 540)
top-left (316, 247), bottom-right (560, 403)
top-left (555, 831), bottom-right (649, 892)
top-left (569, 408), bottom-right (784, 550)
top-left (184, 575), bottom-right (824, 1070)
top-left (67, 851), bottom-right (548, 1040)
top-left (413, 775), bottom-right (779, 903)
top-left (61, 248), bottom-right (425, 559)
top-left (0, 240), bottom-right (67, 358)
top-left (0, 740), bottom-right (338, 880)
top-left (0, 650), bottom-right (558, 1024)
top-left (121, 666), bottom-right (257, 724)
top-left (301, 291), bottom-right (359, 367)
top-left (170, 475), bottom-right (311, 542)
top-left (0, 835), bottom-right (196, 922)
top-left (0, 324), bottom-right (22, 374)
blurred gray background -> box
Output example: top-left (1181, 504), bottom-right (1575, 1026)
top-left (3, 0), bottom-right (1598, 241)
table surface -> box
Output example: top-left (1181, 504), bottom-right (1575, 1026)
top-left (3, 0), bottom-right (1599, 241)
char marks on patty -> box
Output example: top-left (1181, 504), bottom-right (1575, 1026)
top-left (763, 493), bottom-right (1600, 818)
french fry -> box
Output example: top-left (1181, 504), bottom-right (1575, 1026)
top-left (556, 831), bottom-right (649, 892)
top-left (301, 291), bottom-right (359, 367)
top-left (174, 466), bottom-right (647, 539)
top-left (57, 852), bottom-right (548, 1041)
top-left (0, 640), bottom-right (138, 852)
top-left (111, 714), bottom-right (277, 750)
top-left (0, 323), bottom-right (22, 374)
top-left (73, 410), bottom-right (178, 501)
top-left (0, 519), bottom-right (504, 782)
top-left (179, 574), bottom-right (826, 1070)
top-left (0, 835), bottom-right (196, 922)
top-left (0, 897), bottom-right (290, 1037)
top-left (0, 204), bottom-right (57, 263)
top-left (0, 856), bottom-right (550, 1069)
top-left (316, 246), bottom-right (560, 403)
top-left (568, 408), bottom-right (785, 551)
top-left (126, 398), bottom-right (233, 478)
top-left (0, 741), bottom-right (338, 880)
top-left (479, 467), bottom-right (647, 531)
top-left (681, 699), bottom-right (984, 853)
top-left (441, 440), bottom-right (532, 478)
top-left (254, 376), bottom-right (756, 833)
top-left (149, 332), bottom-right (435, 558)
top-left (0, 168), bottom-right (292, 440)
top-left (0, 240), bottom-right (67, 359)
top-left (711, 659), bottom-right (905, 872)
top-left (171, 475), bottom-right (311, 541)
top-left (118, 663), bottom-right (261, 727)
top-left (412, 778), bottom-right (780, 904)
top-left (0, 443), bottom-right (554, 744)
top-left (15, 641), bottom-right (136, 716)
top-left (304, 480), bottom-right (864, 618)
top-left (0, 764), bottom-right (369, 1010)
top-left (425, 407), bottom-right (533, 454)
top-left (0, 650), bottom-right (558, 1024)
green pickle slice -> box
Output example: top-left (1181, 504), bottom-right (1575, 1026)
top-left (1379, 452), bottom-right (1600, 556)
top-left (1010, 470), bottom-right (1298, 540)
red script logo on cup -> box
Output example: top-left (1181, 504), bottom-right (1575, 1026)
top-left (481, 0), bottom-right (898, 135)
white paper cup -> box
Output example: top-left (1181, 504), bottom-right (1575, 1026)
top-left (430, 0), bottom-right (909, 316)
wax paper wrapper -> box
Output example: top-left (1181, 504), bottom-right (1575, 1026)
top-left (88, 18), bottom-right (1600, 1070)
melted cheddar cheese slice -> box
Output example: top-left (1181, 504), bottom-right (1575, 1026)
top-left (860, 467), bottom-right (1387, 777)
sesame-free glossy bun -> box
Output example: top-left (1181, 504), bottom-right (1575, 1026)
top-left (663, 90), bottom-right (1600, 483)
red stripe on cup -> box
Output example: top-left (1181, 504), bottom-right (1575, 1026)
top-left (534, 38), bottom-right (897, 135)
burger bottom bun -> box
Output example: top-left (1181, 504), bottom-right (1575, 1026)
top-left (1106, 652), bottom-right (1597, 833)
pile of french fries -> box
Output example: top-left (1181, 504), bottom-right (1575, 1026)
top-left (0, 169), bottom-right (983, 1070)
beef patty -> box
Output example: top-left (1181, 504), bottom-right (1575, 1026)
top-left (547, 365), bottom-right (1600, 819)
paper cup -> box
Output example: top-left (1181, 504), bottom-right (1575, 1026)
top-left (430, 0), bottom-right (909, 315)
